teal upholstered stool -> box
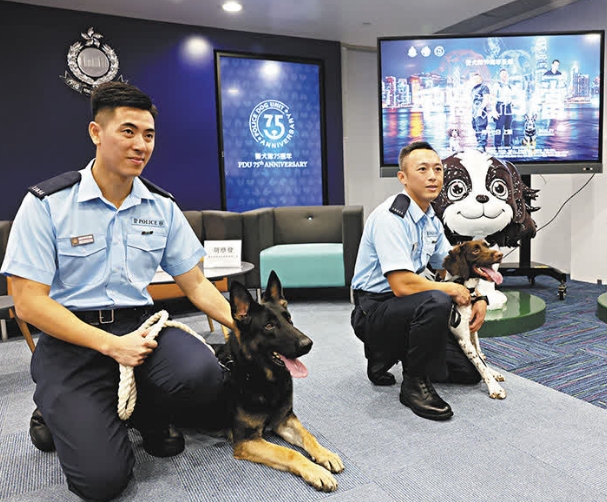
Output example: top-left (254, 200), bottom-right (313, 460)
top-left (260, 243), bottom-right (345, 288)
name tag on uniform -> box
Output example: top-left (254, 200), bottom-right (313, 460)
top-left (70, 234), bottom-right (94, 246)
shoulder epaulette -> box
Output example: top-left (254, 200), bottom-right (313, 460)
top-left (28, 171), bottom-right (81, 199)
top-left (139, 176), bottom-right (175, 201)
top-left (389, 194), bottom-right (410, 218)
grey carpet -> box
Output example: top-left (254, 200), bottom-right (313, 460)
top-left (482, 275), bottom-right (607, 409)
top-left (2, 291), bottom-right (607, 501)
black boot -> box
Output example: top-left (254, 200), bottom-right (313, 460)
top-left (132, 421), bottom-right (185, 458)
top-left (367, 360), bottom-right (396, 386)
top-left (365, 346), bottom-right (397, 386)
top-left (399, 374), bottom-right (453, 421)
top-left (29, 408), bottom-right (56, 452)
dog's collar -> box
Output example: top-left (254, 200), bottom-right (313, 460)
top-left (449, 276), bottom-right (478, 289)
top-left (452, 282), bottom-right (482, 297)
top-left (472, 294), bottom-right (489, 305)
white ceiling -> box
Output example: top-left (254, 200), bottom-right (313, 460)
top-left (7, 0), bottom-right (580, 47)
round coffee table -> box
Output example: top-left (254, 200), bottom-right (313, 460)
top-left (149, 261), bottom-right (255, 338)
top-left (151, 261), bottom-right (254, 285)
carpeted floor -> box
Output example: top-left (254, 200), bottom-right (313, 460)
top-left (2, 275), bottom-right (607, 501)
top-left (481, 274), bottom-right (607, 409)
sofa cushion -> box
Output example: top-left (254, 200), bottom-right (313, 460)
top-left (273, 207), bottom-right (343, 244)
top-left (260, 243), bottom-right (345, 288)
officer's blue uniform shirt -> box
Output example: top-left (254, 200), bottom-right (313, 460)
top-left (351, 190), bottom-right (451, 294)
top-left (1, 161), bottom-right (205, 310)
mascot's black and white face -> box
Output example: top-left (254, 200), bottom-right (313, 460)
top-left (434, 150), bottom-right (539, 247)
top-left (438, 150), bottom-right (513, 237)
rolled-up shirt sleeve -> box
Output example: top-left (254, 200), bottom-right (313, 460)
top-left (1, 193), bottom-right (58, 285)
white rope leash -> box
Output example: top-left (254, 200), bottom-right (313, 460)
top-left (117, 310), bottom-right (215, 421)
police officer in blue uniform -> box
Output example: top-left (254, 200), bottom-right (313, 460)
top-left (350, 141), bottom-right (485, 421)
top-left (470, 72), bottom-right (492, 152)
top-left (493, 68), bottom-right (514, 149)
top-left (1, 82), bottom-right (233, 501)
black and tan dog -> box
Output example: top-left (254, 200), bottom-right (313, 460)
top-left (214, 271), bottom-right (344, 491)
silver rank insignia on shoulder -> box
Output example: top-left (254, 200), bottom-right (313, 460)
top-left (71, 234), bottom-right (94, 246)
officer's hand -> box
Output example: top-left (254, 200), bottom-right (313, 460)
top-left (450, 283), bottom-right (471, 306)
top-left (469, 299), bottom-right (487, 333)
top-left (111, 329), bottom-right (158, 367)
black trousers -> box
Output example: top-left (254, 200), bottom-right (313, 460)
top-left (471, 114), bottom-right (489, 150)
top-left (352, 290), bottom-right (479, 382)
top-left (30, 314), bottom-right (225, 502)
top-left (494, 103), bottom-right (513, 147)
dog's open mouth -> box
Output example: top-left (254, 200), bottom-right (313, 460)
top-left (274, 352), bottom-right (309, 378)
top-left (473, 266), bottom-right (503, 285)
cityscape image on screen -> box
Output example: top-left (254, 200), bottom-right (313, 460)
top-left (378, 31), bottom-right (604, 175)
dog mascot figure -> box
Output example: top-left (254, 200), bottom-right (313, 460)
top-left (433, 149), bottom-right (539, 309)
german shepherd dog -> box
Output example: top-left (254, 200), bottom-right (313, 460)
top-left (214, 271), bottom-right (344, 491)
top-left (522, 113), bottom-right (537, 147)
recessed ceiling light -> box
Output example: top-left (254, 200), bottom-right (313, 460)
top-left (222, 1), bottom-right (243, 13)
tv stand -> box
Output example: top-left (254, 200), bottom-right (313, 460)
top-left (500, 260), bottom-right (567, 300)
top-left (499, 175), bottom-right (567, 300)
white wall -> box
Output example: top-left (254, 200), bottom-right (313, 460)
top-left (341, 47), bottom-right (397, 216)
top-left (342, 0), bottom-right (606, 283)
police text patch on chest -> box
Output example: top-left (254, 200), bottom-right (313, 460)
top-left (71, 234), bottom-right (95, 246)
top-left (132, 217), bottom-right (165, 228)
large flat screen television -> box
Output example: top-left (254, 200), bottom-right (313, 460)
top-left (378, 31), bottom-right (605, 176)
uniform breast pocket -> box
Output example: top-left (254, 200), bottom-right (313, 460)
top-left (57, 237), bottom-right (107, 287)
top-left (126, 233), bottom-right (167, 283)
top-left (422, 233), bottom-right (438, 263)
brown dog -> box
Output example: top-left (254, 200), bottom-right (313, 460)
top-left (443, 240), bottom-right (507, 399)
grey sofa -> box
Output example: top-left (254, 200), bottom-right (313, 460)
top-left (0, 221), bottom-right (12, 297)
top-left (0, 206), bottom-right (363, 343)
top-left (241, 205), bottom-right (364, 290)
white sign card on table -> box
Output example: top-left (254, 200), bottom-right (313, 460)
top-left (203, 240), bottom-right (242, 268)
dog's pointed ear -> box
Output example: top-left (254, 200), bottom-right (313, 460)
top-left (262, 270), bottom-right (287, 306)
top-left (229, 280), bottom-right (254, 320)
top-left (443, 245), bottom-right (470, 280)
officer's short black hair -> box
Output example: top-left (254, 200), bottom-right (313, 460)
top-left (91, 81), bottom-right (158, 120)
top-left (398, 141), bottom-right (437, 171)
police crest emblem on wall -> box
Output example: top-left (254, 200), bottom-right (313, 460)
top-left (60, 27), bottom-right (124, 95)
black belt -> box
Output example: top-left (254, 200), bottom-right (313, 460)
top-left (353, 289), bottom-right (395, 306)
top-left (72, 306), bottom-right (152, 326)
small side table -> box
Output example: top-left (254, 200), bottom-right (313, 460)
top-left (148, 261), bottom-right (256, 338)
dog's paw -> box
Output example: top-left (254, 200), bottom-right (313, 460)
top-left (302, 463), bottom-right (338, 492)
top-left (314, 449), bottom-right (344, 474)
top-left (488, 386), bottom-right (507, 399)
top-left (489, 368), bottom-right (505, 381)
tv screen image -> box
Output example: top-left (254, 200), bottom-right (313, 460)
top-left (378, 31), bottom-right (605, 175)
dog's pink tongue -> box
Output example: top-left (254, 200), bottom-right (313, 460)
top-left (278, 354), bottom-right (308, 378)
top-left (480, 267), bottom-right (503, 285)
